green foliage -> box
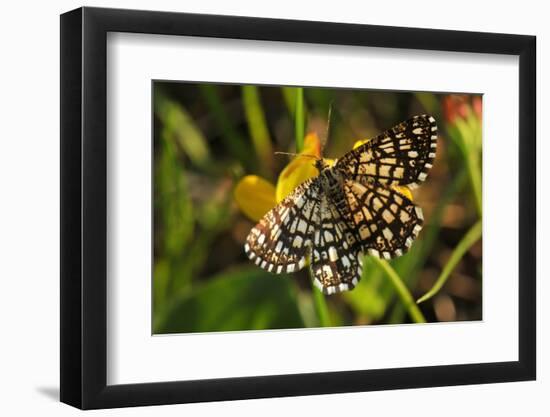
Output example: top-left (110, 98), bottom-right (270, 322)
top-left (154, 268), bottom-right (305, 333)
top-left (342, 262), bottom-right (387, 320)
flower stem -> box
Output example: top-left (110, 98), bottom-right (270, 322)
top-left (416, 220), bottom-right (482, 304)
top-left (312, 280), bottom-right (331, 327)
top-left (371, 257), bottom-right (427, 323)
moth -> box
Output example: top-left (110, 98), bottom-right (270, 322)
top-left (244, 114), bottom-right (437, 295)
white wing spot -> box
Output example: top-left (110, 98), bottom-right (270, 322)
top-left (415, 206), bottom-right (424, 220)
top-left (322, 265), bottom-right (333, 278)
top-left (297, 219), bottom-right (308, 233)
top-left (368, 248), bottom-right (380, 258)
top-left (257, 234), bottom-right (265, 245)
top-left (342, 256), bottom-right (351, 269)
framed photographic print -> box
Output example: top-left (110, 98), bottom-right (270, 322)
top-left (60, 6), bottom-right (536, 409)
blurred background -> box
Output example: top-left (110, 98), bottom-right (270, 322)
top-left (153, 82), bottom-right (482, 334)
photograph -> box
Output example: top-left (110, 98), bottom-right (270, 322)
top-left (152, 82), bottom-right (483, 334)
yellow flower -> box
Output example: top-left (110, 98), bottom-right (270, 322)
top-left (234, 175), bottom-right (277, 222)
top-left (235, 133), bottom-right (412, 222)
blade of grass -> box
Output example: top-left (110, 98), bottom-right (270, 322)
top-left (449, 117), bottom-right (483, 217)
top-left (386, 170), bottom-right (467, 323)
top-left (241, 85), bottom-right (273, 177)
top-left (199, 84), bottom-right (252, 168)
top-left (417, 219), bottom-right (482, 304)
top-left (312, 282), bottom-right (331, 327)
top-left (154, 91), bottom-right (211, 170)
top-left (281, 87), bottom-right (297, 115)
top-left (371, 257), bottom-right (426, 323)
top-left (285, 85), bottom-right (329, 325)
top-left (291, 88), bottom-right (329, 326)
top-left (294, 87), bottom-right (305, 152)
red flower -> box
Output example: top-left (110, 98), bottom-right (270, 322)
top-left (442, 94), bottom-right (482, 125)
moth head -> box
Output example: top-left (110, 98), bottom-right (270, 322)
top-left (314, 158), bottom-right (331, 172)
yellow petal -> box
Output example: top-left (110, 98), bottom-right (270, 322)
top-left (234, 175), bottom-right (276, 222)
top-left (392, 185), bottom-right (413, 201)
top-left (276, 133), bottom-right (322, 203)
top-left (353, 138), bottom-right (370, 149)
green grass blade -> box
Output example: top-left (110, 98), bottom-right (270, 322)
top-left (154, 91), bottom-right (211, 170)
top-left (312, 281), bottom-right (331, 327)
top-left (371, 257), bottom-right (426, 323)
top-left (417, 219), bottom-right (482, 304)
top-left (294, 87), bottom-right (305, 152)
top-left (199, 84), bottom-right (252, 168)
top-left (295, 87), bottom-right (330, 327)
top-left (281, 87), bottom-right (297, 115)
top-left (386, 171), bottom-right (468, 323)
top-left (449, 116), bottom-right (483, 217)
top-left (241, 85), bottom-right (273, 176)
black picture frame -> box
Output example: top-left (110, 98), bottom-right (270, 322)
top-left (60, 6), bottom-right (536, 410)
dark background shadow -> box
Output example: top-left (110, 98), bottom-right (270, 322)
top-left (36, 386), bottom-right (59, 401)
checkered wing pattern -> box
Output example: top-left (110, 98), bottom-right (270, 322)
top-left (336, 114), bottom-right (437, 188)
top-left (343, 178), bottom-right (424, 260)
top-left (310, 195), bottom-right (362, 295)
top-left (245, 178), bottom-right (321, 274)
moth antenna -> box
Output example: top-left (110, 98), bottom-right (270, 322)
top-left (274, 151), bottom-right (317, 160)
top-left (322, 101), bottom-right (334, 151)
